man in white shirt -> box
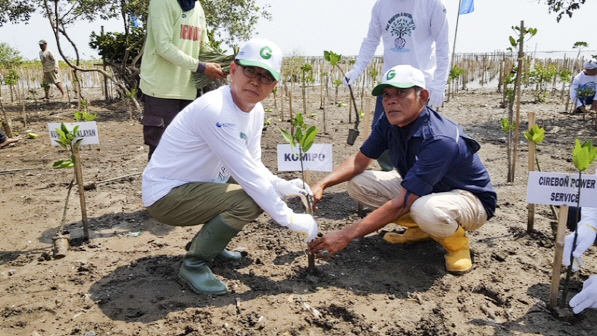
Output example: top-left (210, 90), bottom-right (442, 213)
top-left (38, 40), bottom-right (65, 99)
top-left (343, 0), bottom-right (450, 170)
top-left (142, 39), bottom-right (318, 295)
top-left (570, 59), bottom-right (597, 114)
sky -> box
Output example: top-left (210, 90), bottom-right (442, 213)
top-left (0, 0), bottom-right (595, 61)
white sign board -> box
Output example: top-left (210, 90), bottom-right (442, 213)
top-left (48, 122), bottom-right (100, 146)
top-left (527, 171), bottom-right (597, 207)
top-left (277, 144), bottom-right (333, 172)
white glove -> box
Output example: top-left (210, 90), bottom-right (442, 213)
top-left (273, 178), bottom-right (313, 200)
top-left (342, 69), bottom-right (360, 87)
top-left (427, 88), bottom-right (445, 109)
top-left (570, 275), bottom-right (597, 314)
top-left (287, 213), bottom-right (318, 242)
top-left (563, 223), bottom-right (597, 271)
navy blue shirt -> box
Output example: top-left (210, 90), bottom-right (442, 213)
top-left (361, 106), bottom-right (497, 219)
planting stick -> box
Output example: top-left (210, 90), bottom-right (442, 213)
top-left (280, 82), bottom-right (285, 121)
top-left (527, 112), bottom-right (536, 232)
top-left (363, 96), bottom-right (372, 139)
top-left (548, 205), bottom-right (569, 308)
top-left (59, 179), bottom-right (75, 233)
top-left (0, 98), bottom-right (13, 138)
top-left (72, 146), bottom-right (90, 242)
top-left (21, 100), bottom-right (27, 128)
top-left (303, 170), bottom-right (316, 272)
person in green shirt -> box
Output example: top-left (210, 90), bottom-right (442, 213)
top-left (139, 0), bottom-right (226, 160)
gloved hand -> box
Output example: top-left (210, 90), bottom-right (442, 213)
top-left (570, 275), bottom-right (597, 314)
top-left (273, 178), bottom-right (313, 200)
top-left (287, 213), bottom-right (318, 242)
top-left (563, 223), bottom-right (597, 271)
top-left (342, 69), bottom-right (360, 87)
top-left (427, 88), bottom-right (445, 109)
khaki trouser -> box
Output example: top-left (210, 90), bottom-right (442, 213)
top-left (346, 170), bottom-right (487, 238)
top-left (147, 182), bottom-right (263, 230)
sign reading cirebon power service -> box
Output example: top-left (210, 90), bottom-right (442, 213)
top-left (527, 171), bottom-right (597, 207)
top-left (277, 144), bottom-right (333, 172)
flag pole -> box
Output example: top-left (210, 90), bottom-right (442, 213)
top-left (450, 0), bottom-right (464, 72)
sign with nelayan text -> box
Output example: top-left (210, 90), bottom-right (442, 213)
top-left (527, 171), bottom-right (597, 207)
top-left (277, 144), bottom-right (333, 172)
top-left (48, 122), bottom-right (100, 146)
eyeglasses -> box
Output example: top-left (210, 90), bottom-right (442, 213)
top-left (236, 62), bottom-right (276, 85)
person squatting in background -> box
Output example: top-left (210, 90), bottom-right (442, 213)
top-left (570, 59), bottom-right (597, 114)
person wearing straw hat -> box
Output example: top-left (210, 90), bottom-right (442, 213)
top-left (309, 65), bottom-right (496, 275)
top-left (142, 38), bottom-right (318, 295)
top-left (139, 0), bottom-right (227, 160)
top-left (570, 59), bottom-right (597, 114)
top-left (38, 39), bottom-right (65, 99)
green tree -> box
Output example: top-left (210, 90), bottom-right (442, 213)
top-left (543, 0), bottom-right (587, 22)
top-left (0, 42), bottom-right (23, 69)
top-left (0, 0), bottom-right (35, 27)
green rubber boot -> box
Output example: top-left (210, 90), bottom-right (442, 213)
top-left (179, 215), bottom-right (240, 295)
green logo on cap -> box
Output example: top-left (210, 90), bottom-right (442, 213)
top-left (386, 70), bottom-right (396, 80)
top-left (260, 46), bottom-right (272, 60)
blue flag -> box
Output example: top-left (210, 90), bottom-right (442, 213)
top-left (130, 15), bottom-right (140, 28)
top-left (459, 0), bottom-right (474, 15)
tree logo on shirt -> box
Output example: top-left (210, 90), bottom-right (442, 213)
top-left (260, 47), bottom-right (272, 60)
top-left (386, 70), bottom-right (396, 80)
top-left (240, 132), bottom-right (248, 145)
top-left (385, 12), bottom-right (415, 53)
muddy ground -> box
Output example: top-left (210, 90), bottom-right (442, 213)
top-left (1, 84), bottom-right (597, 336)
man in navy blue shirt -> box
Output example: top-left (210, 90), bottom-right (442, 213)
top-left (308, 65), bottom-right (496, 275)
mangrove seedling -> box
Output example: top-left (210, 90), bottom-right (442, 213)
top-left (280, 113), bottom-right (319, 270)
top-left (53, 123), bottom-right (83, 169)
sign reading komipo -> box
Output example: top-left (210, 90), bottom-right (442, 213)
top-left (48, 122), bottom-right (100, 146)
top-left (277, 144), bottom-right (333, 172)
top-left (527, 171), bottom-right (597, 207)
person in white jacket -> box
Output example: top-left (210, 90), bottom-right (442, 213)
top-left (570, 59), bottom-right (597, 114)
top-left (142, 39), bottom-right (318, 295)
top-left (344, 0), bottom-right (450, 170)
top-left (563, 169), bottom-right (597, 313)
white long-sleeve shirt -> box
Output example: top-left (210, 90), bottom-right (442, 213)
top-left (142, 86), bottom-right (292, 226)
top-left (352, 0), bottom-right (450, 92)
top-left (570, 71), bottom-right (597, 108)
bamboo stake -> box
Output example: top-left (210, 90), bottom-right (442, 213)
top-left (510, 20), bottom-right (525, 183)
top-left (72, 146), bottom-right (90, 242)
top-left (548, 205), bottom-right (569, 308)
top-left (0, 98), bottom-right (13, 138)
top-left (527, 112), bottom-right (536, 232)
top-left (21, 100), bottom-right (27, 128)
top-left (304, 170), bottom-right (315, 272)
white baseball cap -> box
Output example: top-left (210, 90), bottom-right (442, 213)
top-left (235, 38), bottom-right (283, 81)
top-left (372, 65), bottom-right (426, 96)
top-left (585, 59), bottom-right (597, 70)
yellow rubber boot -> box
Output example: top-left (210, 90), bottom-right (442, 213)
top-left (383, 214), bottom-right (432, 244)
top-left (433, 226), bottom-right (472, 275)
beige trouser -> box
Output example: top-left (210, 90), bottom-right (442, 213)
top-left (147, 182), bottom-right (263, 230)
top-left (346, 170), bottom-right (487, 238)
